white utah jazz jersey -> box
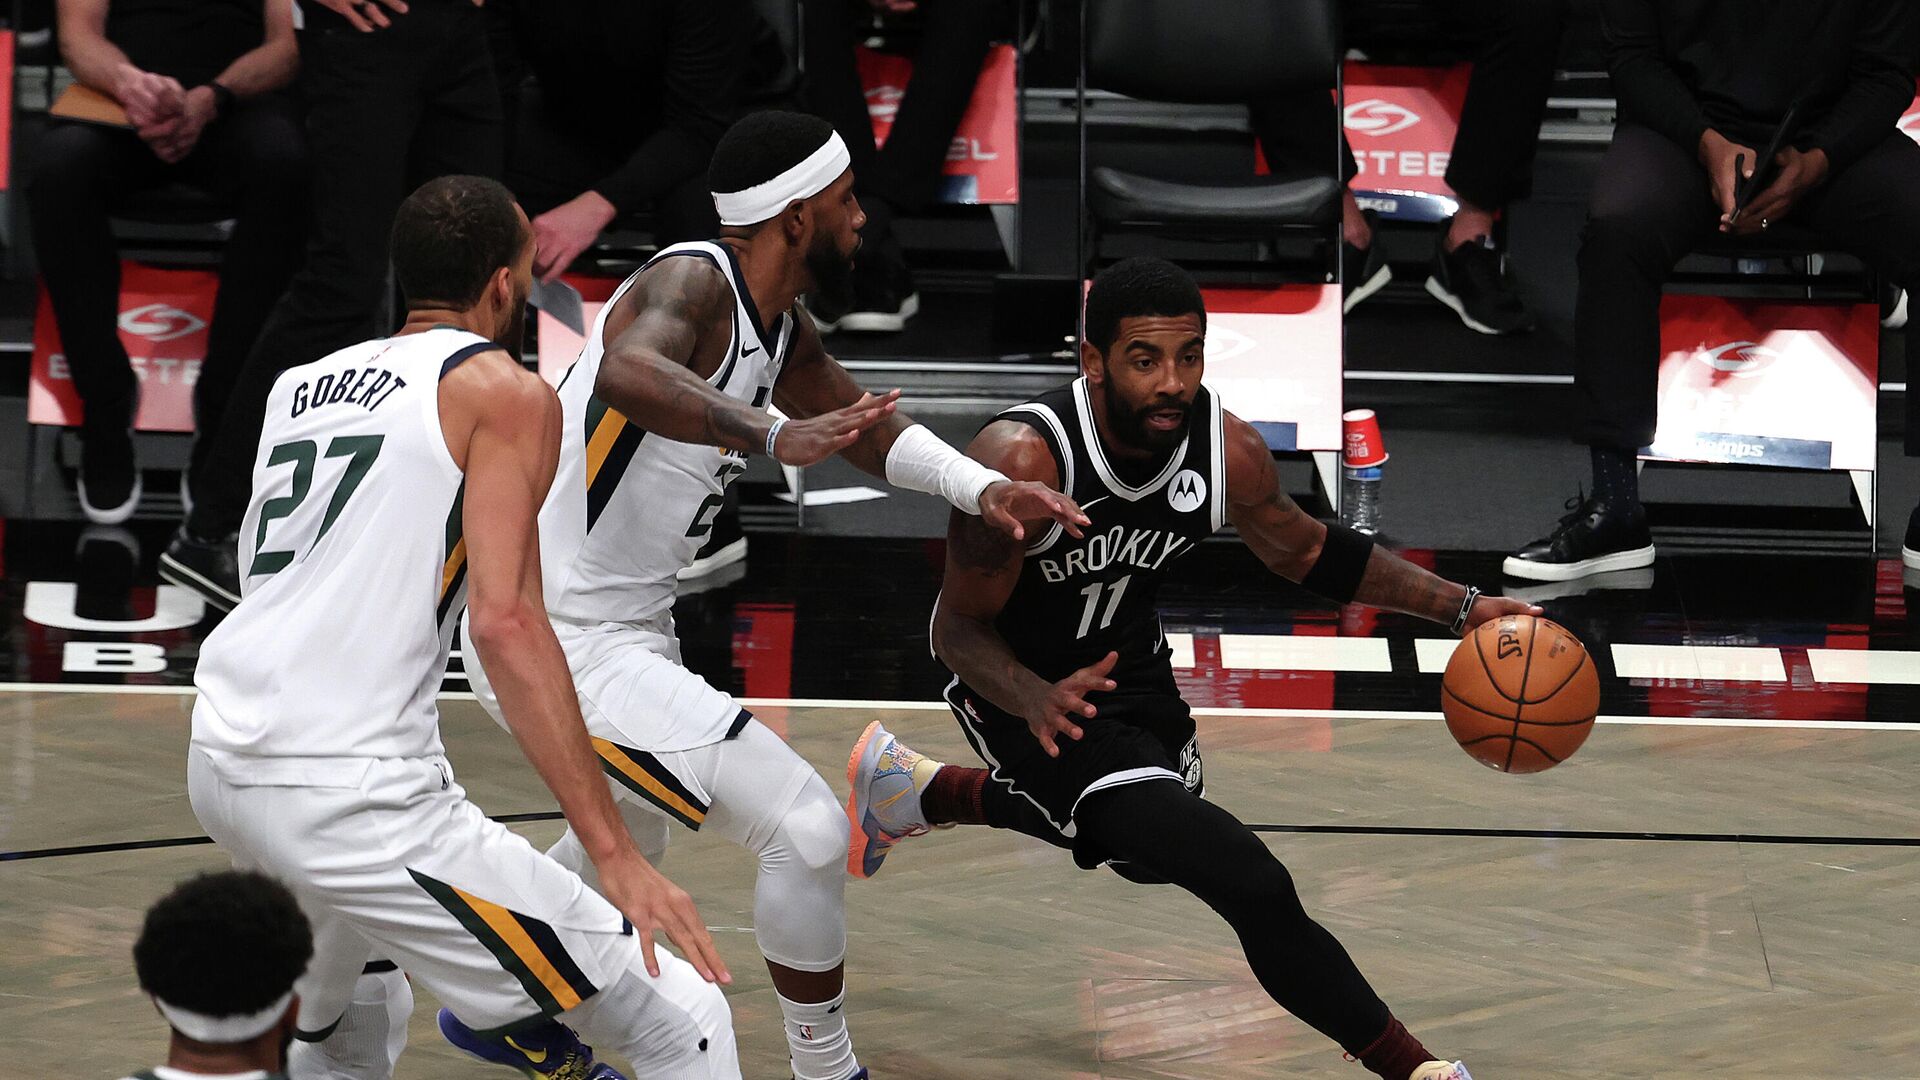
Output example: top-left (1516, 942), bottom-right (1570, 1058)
top-left (541, 241), bottom-right (793, 625)
top-left (193, 327), bottom-right (493, 762)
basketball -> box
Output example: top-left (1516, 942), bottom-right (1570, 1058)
top-left (1441, 614), bottom-right (1599, 773)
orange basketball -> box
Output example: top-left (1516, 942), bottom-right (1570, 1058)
top-left (1440, 614), bottom-right (1598, 773)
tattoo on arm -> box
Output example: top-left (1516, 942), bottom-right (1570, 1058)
top-left (1357, 547), bottom-right (1461, 623)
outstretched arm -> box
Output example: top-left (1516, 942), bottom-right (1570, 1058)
top-left (593, 257), bottom-right (897, 464)
top-left (931, 422), bottom-right (1116, 757)
top-left (777, 312), bottom-right (1089, 540)
top-left (1222, 413), bottom-right (1535, 632)
top-left (444, 352), bottom-right (729, 984)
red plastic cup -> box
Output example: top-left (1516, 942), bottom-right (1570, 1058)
top-left (1342, 409), bottom-right (1388, 467)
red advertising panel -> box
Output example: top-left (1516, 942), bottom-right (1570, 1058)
top-left (857, 43), bottom-right (1019, 205)
top-left (1342, 61), bottom-right (1470, 224)
top-left (29, 262), bottom-right (219, 432)
top-left (1646, 296), bottom-right (1879, 471)
top-left (1199, 284), bottom-right (1343, 452)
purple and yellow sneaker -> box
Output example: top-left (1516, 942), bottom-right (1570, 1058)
top-left (438, 1008), bottom-right (627, 1080)
top-left (844, 721), bottom-right (939, 880)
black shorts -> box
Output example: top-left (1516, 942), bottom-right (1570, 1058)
top-left (943, 674), bottom-right (1203, 852)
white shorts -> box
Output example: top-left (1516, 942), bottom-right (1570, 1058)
top-left (187, 745), bottom-right (642, 1037)
top-left (465, 615), bottom-right (762, 831)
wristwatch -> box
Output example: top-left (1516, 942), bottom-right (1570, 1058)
top-left (205, 80), bottom-right (236, 117)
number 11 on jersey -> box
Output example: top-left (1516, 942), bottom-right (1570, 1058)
top-left (1075, 574), bottom-right (1132, 639)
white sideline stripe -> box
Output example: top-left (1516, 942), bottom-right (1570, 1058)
top-left (1415, 638), bottom-right (1459, 674)
top-left (1218, 634), bottom-right (1392, 672)
top-left (1806, 649), bottom-right (1920, 685)
top-left (8, 681), bottom-right (1912, 732)
top-left (1612, 643), bottom-right (1788, 682)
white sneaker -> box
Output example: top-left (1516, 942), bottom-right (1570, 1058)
top-left (843, 721), bottom-right (940, 880)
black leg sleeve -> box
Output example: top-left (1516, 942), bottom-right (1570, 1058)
top-left (1074, 780), bottom-right (1393, 1056)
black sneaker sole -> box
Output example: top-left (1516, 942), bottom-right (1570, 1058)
top-left (1424, 275), bottom-right (1529, 337)
top-left (158, 552), bottom-right (242, 611)
top-left (1502, 544), bottom-right (1656, 582)
top-left (834, 293), bottom-right (920, 334)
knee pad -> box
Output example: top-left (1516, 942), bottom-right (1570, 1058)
top-left (289, 967), bottom-right (412, 1080)
top-left (570, 957), bottom-right (739, 1080)
top-left (771, 776), bottom-right (851, 875)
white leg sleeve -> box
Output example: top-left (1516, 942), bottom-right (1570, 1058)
top-left (288, 968), bottom-right (413, 1080)
top-left (700, 725), bottom-right (850, 972)
top-left (564, 951), bottom-right (740, 1080)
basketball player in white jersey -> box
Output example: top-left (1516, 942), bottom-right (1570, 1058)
top-left (461, 110), bottom-right (1088, 1080)
top-left (188, 175), bottom-right (740, 1080)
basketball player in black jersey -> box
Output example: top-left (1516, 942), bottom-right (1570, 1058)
top-left (843, 257), bottom-right (1540, 1080)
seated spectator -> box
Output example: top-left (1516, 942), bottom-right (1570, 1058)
top-left (122, 870), bottom-right (312, 1080)
top-left (1252, 0), bottom-right (1566, 335)
top-left (160, 0), bottom-right (502, 611)
top-left (798, 0), bottom-right (1012, 332)
top-left (31, 0), bottom-right (305, 525)
top-left (1505, 0), bottom-right (1920, 581)
top-left (487, 0), bottom-right (791, 281)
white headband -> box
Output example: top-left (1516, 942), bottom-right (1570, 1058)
top-left (155, 991), bottom-right (294, 1044)
top-left (712, 132), bottom-right (852, 226)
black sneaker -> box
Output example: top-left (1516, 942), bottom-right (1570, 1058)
top-left (1341, 210), bottom-right (1392, 314)
top-left (834, 250), bottom-right (919, 334)
top-left (77, 429), bottom-right (141, 525)
top-left (1903, 504), bottom-right (1920, 571)
top-left (677, 503), bottom-right (746, 588)
top-left (1426, 224), bottom-right (1535, 336)
top-left (1504, 495), bottom-right (1655, 581)
top-left (159, 526), bottom-right (242, 611)
top-left (1883, 282), bottom-right (1909, 330)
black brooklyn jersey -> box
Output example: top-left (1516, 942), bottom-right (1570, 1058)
top-left (986, 377), bottom-right (1226, 685)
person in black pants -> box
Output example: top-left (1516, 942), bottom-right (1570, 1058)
top-left (798, 0), bottom-right (1012, 332)
top-left (1252, 0), bottom-right (1567, 336)
top-left (1505, 0), bottom-right (1920, 582)
top-left (161, 0), bottom-right (502, 609)
top-left (487, 0), bottom-right (791, 283)
top-left (31, 0), bottom-right (305, 525)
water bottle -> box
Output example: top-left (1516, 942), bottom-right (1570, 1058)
top-left (1340, 465), bottom-right (1383, 535)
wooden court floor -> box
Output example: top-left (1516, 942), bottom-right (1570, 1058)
top-left (3, 689), bottom-right (1917, 1078)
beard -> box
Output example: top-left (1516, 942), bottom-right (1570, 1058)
top-left (498, 287), bottom-right (528, 363)
top-left (1102, 375), bottom-right (1191, 452)
top-left (805, 235), bottom-right (858, 312)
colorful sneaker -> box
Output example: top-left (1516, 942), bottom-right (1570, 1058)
top-left (844, 721), bottom-right (939, 880)
top-left (1409, 1061), bottom-right (1474, 1080)
top-left (438, 1009), bottom-right (628, 1080)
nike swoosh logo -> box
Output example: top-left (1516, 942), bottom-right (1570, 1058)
top-left (504, 1037), bottom-right (548, 1064)
top-left (742, 345), bottom-right (761, 357)
top-left (828, 1003), bottom-right (842, 1014)
top-left (1078, 495), bottom-right (1110, 512)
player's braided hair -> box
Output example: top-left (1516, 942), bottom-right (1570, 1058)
top-left (1084, 256), bottom-right (1207, 354)
top-left (134, 870), bottom-right (312, 1022)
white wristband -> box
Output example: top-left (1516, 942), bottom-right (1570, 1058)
top-left (884, 423), bottom-right (1007, 515)
top-left (764, 417), bottom-right (787, 458)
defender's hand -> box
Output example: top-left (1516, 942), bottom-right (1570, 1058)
top-left (771, 390), bottom-right (900, 466)
top-left (978, 480), bottom-right (1090, 542)
top-left (1024, 651), bottom-right (1117, 758)
top-left (1461, 595), bottom-right (1544, 635)
top-left (596, 853), bottom-right (731, 985)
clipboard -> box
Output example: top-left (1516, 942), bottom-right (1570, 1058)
top-left (50, 83), bottom-right (134, 129)
top-left (1729, 105), bottom-right (1799, 225)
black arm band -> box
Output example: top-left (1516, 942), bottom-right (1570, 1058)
top-left (1299, 523), bottom-right (1375, 603)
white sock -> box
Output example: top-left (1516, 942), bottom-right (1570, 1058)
top-left (288, 968), bottom-right (412, 1080)
top-left (777, 989), bottom-right (857, 1080)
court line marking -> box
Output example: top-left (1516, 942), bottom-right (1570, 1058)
top-left (10, 813), bottom-right (1917, 863)
top-left (1, 681), bottom-right (1917, 732)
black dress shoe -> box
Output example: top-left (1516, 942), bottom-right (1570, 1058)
top-left (78, 429), bottom-right (141, 525)
top-left (1504, 496), bottom-right (1655, 582)
top-left (159, 526), bottom-right (242, 611)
